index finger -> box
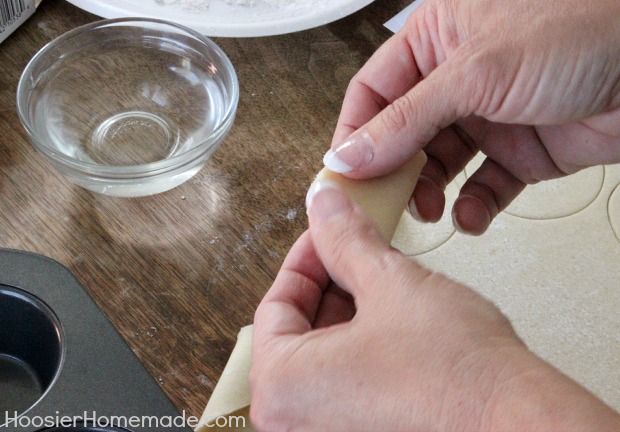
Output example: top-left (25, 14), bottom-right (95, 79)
top-left (332, 18), bottom-right (423, 145)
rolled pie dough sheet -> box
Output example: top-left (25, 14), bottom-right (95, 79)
top-left (465, 153), bottom-right (606, 220)
top-left (195, 152), bottom-right (427, 431)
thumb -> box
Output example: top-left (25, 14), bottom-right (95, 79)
top-left (325, 57), bottom-right (474, 179)
top-left (305, 183), bottom-right (401, 299)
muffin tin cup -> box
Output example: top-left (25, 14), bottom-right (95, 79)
top-left (0, 249), bottom-right (193, 432)
top-left (0, 287), bottom-right (64, 427)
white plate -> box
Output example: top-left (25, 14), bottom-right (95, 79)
top-left (66, 0), bottom-right (376, 37)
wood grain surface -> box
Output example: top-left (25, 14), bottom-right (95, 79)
top-left (0, 0), bottom-right (410, 417)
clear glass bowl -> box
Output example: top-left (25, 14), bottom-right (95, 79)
top-left (17, 18), bottom-right (239, 197)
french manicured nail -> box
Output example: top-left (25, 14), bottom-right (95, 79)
top-left (306, 181), bottom-right (352, 222)
top-left (306, 179), bottom-right (339, 210)
top-left (452, 194), bottom-right (491, 235)
top-left (408, 198), bottom-right (425, 222)
top-left (451, 203), bottom-right (466, 234)
top-left (323, 131), bottom-right (374, 173)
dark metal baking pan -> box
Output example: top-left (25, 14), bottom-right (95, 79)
top-left (0, 249), bottom-right (193, 432)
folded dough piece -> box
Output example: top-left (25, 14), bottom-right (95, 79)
top-left (195, 152), bottom-right (427, 431)
top-left (196, 326), bottom-right (254, 431)
top-left (314, 152), bottom-right (427, 242)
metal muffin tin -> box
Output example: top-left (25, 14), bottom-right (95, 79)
top-left (0, 249), bottom-right (192, 432)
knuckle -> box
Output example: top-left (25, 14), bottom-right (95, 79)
top-left (329, 221), bottom-right (381, 279)
top-left (345, 73), bottom-right (363, 96)
top-left (456, 42), bottom-right (513, 117)
top-left (381, 95), bottom-right (415, 134)
top-left (327, 226), bottom-right (360, 271)
top-left (388, 252), bottom-right (433, 290)
top-left (376, 249), bottom-right (406, 276)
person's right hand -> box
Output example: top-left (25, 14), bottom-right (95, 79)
top-left (250, 185), bottom-right (620, 431)
top-left (325, 0), bottom-right (620, 235)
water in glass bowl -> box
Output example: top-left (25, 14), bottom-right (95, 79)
top-left (30, 44), bottom-right (227, 167)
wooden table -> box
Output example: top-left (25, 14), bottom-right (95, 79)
top-left (0, 0), bottom-right (410, 417)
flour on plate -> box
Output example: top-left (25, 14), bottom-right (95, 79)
top-left (227, 0), bottom-right (302, 6)
top-left (155, 0), bottom-right (302, 9)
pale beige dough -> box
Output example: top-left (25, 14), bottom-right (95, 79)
top-left (392, 176), bottom-right (461, 256)
top-left (465, 154), bottom-right (605, 220)
top-left (314, 152), bottom-right (427, 241)
top-left (609, 183), bottom-right (620, 243)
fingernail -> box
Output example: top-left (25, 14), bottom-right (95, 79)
top-left (306, 180), bottom-right (352, 223)
top-left (306, 179), bottom-right (339, 210)
top-left (408, 198), bottom-right (425, 222)
top-left (451, 204), bottom-right (466, 234)
top-left (323, 131), bottom-right (374, 173)
top-left (452, 194), bottom-right (491, 235)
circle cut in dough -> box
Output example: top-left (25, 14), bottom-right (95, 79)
top-left (464, 154), bottom-right (605, 220)
top-left (392, 179), bottom-right (459, 256)
top-left (608, 183), bottom-right (620, 243)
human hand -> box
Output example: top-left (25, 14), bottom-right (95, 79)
top-left (250, 186), bottom-right (620, 431)
top-left (325, 0), bottom-right (620, 235)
